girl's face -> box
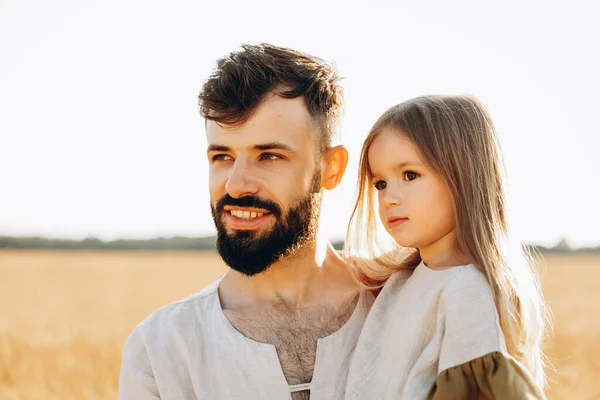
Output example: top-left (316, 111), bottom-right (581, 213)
top-left (367, 128), bottom-right (456, 255)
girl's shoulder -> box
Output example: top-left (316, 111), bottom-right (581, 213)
top-left (435, 264), bottom-right (507, 372)
top-left (438, 264), bottom-right (492, 303)
top-left (408, 262), bottom-right (491, 300)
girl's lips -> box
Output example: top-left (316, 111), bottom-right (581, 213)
top-left (387, 217), bottom-right (408, 228)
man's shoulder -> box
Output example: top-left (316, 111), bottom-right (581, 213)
top-left (120, 277), bottom-right (227, 395)
top-left (135, 277), bottom-right (223, 338)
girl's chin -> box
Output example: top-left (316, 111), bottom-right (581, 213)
top-left (390, 236), bottom-right (418, 249)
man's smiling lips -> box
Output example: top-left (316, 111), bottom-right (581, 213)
top-left (387, 216), bottom-right (408, 228)
top-left (223, 206), bottom-right (274, 230)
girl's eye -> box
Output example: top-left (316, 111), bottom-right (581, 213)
top-left (259, 153), bottom-right (282, 161)
top-left (373, 180), bottom-right (387, 191)
top-left (404, 171), bottom-right (419, 181)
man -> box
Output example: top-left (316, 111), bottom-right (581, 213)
top-left (118, 44), bottom-right (374, 399)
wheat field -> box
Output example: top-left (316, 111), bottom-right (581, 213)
top-left (0, 250), bottom-right (598, 400)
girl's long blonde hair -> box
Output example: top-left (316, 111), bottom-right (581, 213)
top-left (345, 94), bottom-right (551, 388)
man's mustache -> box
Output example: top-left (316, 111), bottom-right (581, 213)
top-left (215, 194), bottom-right (282, 218)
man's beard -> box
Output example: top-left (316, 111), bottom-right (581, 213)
top-left (210, 173), bottom-right (322, 276)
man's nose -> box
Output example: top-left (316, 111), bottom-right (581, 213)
top-left (225, 158), bottom-right (260, 198)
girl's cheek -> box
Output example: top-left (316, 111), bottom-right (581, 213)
top-left (378, 196), bottom-right (386, 220)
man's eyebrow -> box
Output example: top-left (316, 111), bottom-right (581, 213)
top-left (253, 142), bottom-right (296, 153)
top-left (207, 142), bottom-right (297, 154)
top-left (207, 144), bottom-right (230, 153)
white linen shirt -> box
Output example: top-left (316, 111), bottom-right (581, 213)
top-left (119, 277), bottom-right (374, 400)
top-left (345, 262), bottom-right (507, 400)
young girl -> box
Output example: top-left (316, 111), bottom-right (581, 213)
top-left (343, 95), bottom-right (550, 399)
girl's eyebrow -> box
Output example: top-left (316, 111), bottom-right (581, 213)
top-left (368, 159), bottom-right (424, 179)
top-left (395, 161), bottom-right (422, 169)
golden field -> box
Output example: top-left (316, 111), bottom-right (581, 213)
top-left (0, 250), bottom-right (598, 400)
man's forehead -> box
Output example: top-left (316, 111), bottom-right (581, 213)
top-left (206, 96), bottom-right (319, 147)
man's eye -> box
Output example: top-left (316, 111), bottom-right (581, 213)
top-left (259, 153), bottom-right (282, 161)
top-left (212, 154), bottom-right (233, 162)
top-left (404, 171), bottom-right (419, 181)
top-left (373, 180), bottom-right (387, 191)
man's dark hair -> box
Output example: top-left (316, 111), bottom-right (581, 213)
top-left (198, 43), bottom-right (344, 151)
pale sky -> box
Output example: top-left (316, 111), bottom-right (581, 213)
top-left (1, 0), bottom-right (598, 248)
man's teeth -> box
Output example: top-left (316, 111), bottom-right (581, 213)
top-left (230, 210), bottom-right (265, 219)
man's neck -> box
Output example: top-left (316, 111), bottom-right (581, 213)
top-left (219, 241), bottom-right (358, 311)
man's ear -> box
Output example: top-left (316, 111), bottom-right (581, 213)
top-left (321, 145), bottom-right (349, 190)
